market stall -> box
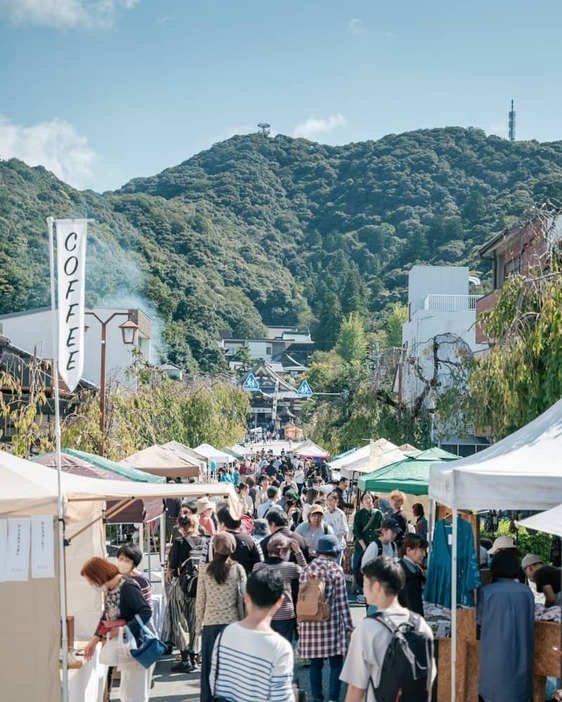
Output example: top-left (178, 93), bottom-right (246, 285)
top-left (357, 447), bottom-right (458, 494)
top-left (331, 438), bottom-right (406, 480)
top-left (0, 450), bottom-right (237, 702)
top-left (120, 444), bottom-right (202, 479)
top-left (291, 439), bottom-right (330, 460)
top-left (162, 441), bottom-right (208, 474)
top-left (429, 396), bottom-right (562, 702)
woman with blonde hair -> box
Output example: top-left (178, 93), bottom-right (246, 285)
top-left (81, 556), bottom-right (152, 702)
top-left (389, 489), bottom-right (408, 544)
top-left (195, 531), bottom-right (247, 701)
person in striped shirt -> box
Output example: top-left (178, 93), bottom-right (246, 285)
top-left (209, 568), bottom-right (295, 702)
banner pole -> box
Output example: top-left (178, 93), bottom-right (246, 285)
top-left (48, 217), bottom-right (69, 702)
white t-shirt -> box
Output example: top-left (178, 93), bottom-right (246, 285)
top-left (210, 622), bottom-right (294, 702)
top-left (340, 607), bottom-right (435, 701)
top-left (361, 540), bottom-right (397, 569)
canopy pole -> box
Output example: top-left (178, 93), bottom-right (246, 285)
top-left (451, 508), bottom-right (458, 702)
top-left (48, 216), bottom-right (69, 702)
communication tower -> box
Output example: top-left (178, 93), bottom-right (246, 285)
top-left (257, 122), bottom-right (271, 137)
top-left (508, 100), bottom-right (516, 142)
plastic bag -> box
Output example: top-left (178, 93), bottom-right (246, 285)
top-left (99, 626), bottom-right (137, 670)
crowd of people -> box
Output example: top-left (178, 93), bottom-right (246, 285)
top-left (80, 447), bottom-right (561, 702)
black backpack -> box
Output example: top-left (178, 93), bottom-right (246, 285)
top-left (368, 611), bottom-right (433, 702)
top-left (178, 536), bottom-right (205, 597)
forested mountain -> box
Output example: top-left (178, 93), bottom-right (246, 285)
top-left (1, 127), bottom-right (562, 371)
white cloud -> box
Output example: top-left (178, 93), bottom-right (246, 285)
top-left (348, 17), bottom-right (366, 35)
top-left (293, 114), bottom-right (347, 140)
top-left (0, 115), bottom-right (96, 188)
top-left (0, 0), bottom-right (140, 29)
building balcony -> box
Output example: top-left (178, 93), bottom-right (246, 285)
top-left (423, 294), bottom-right (482, 312)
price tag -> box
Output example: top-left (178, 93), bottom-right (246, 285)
top-left (448, 533), bottom-right (453, 546)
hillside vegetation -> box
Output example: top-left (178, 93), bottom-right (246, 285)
top-left (1, 127), bottom-right (562, 370)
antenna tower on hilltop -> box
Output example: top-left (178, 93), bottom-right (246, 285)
top-left (257, 122), bottom-right (271, 137)
top-left (508, 100), bottom-right (516, 142)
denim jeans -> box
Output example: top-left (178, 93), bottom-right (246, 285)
top-left (309, 655), bottom-right (344, 701)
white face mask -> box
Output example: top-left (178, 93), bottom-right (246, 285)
top-left (117, 561), bottom-right (132, 575)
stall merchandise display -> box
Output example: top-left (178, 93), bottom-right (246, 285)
top-left (424, 517), bottom-right (481, 608)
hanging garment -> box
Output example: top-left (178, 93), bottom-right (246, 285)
top-left (423, 517), bottom-right (480, 608)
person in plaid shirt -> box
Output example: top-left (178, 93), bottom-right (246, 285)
top-left (298, 534), bottom-right (354, 702)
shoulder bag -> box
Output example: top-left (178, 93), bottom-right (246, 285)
top-left (129, 614), bottom-right (167, 669)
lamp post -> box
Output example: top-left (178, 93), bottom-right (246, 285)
top-left (85, 311), bottom-right (139, 455)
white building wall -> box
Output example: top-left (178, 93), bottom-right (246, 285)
top-left (401, 266), bottom-right (485, 406)
top-left (0, 307), bottom-right (151, 386)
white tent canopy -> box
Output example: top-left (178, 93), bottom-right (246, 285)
top-left (120, 444), bottom-right (202, 479)
top-left (0, 450), bottom-right (236, 517)
top-left (516, 504), bottom-right (562, 538)
top-left (194, 443), bottom-right (233, 464)
top-left (292, 439), bottom-right (329, 459)
top-left (430, 396), bottom-right (562, 510)
top-left (331, 439), bottom-right (406, 479)
top-left (162, 441), bottom-right (208, 471)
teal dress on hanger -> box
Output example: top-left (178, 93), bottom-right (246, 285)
top-left (423, 517), bottom-right (481, 608)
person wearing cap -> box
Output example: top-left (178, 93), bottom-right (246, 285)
top-left (196, 496), bottom-right (216, 537)
top-left (477, 549), bottom-right (534, 702)
top-left (360, 518), bottom-right (401, 570)
top-left (522, 553), bottom-right (561, 607)
top-left (298, 534), bottom-right (353, 702)
top-left (195, 531), bottom-right (247, 701)
top-left (295, 504), bottom-right (335, 558)
top-left (324, 492), bottom-right (349, 564)
top-left (487, 535), bottom-right (517, 556)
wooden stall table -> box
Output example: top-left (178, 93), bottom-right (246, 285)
top-left (436, 617), bottom-right (560, 702)
top-left (532, 621), bottom-right (560, 702)
top-left (435, 608), bottom-right (478, 702)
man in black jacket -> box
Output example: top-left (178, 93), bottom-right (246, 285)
top-left (216, 504), bottom-right (264, 573)
top-left (397, 534), bottom-right (428, 616)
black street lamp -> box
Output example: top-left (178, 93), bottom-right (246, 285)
top-left (85, 311), bottom-right (139, 455)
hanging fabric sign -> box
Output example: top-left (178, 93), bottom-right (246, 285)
top-left (56, 218), bottom-right (88, 392)
top-left (5, 518), bottom-right (31, 582)
top-left (31, 515), bottom-right (55, 579)
top-left (0, 519), bottom-right (7, 582)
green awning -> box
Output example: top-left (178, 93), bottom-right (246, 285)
top-left (59, 448), bottom-right (164, 483)
top-left (356, 447), bottom-right (459, 495)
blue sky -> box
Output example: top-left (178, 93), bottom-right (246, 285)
top-left (0, 0), bottom-right (560, 192)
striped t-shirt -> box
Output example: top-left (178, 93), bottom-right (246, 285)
top-left (210, 622), bottom-right (294, 702)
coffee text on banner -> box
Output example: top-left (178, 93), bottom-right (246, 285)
top-left (56, 219), bottom-right (88, 392)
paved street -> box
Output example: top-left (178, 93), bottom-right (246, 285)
top-left (143, 598), bottom-right (367, 702)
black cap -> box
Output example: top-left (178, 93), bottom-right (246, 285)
top-left (381, 518), bottom-right (401, 532)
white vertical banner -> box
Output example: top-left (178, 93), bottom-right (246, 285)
top-left (6, 517), bottom-right (31, 582)
top-left (31, 515), bottom-right (55, 579)
top-left (56, 218), bottom-right (88, 392)
top-left (0, 519), bottom-right (7, 582)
